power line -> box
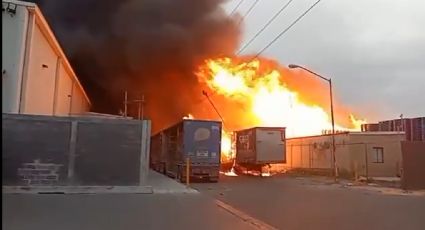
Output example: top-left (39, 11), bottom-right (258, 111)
top-left (202, 90), bottom-right (228, 131)
top-left (195, 1), bottom-right (322, 106)
top-left (237, 0), bottom-right (260, 26)
top-left (237, 0), bottom-right (295, 54)
top-left (229, 0), bottom-right (245, 16)
top-left (252, 0), bottom-right (324, 58)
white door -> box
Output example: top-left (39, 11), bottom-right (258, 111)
top-left (256, 129), bottom-right (285, 163)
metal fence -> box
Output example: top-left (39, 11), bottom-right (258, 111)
top-left (401, 141), bottom-right (425, 190)
top-left (2, 113), bottom-right (151, 186)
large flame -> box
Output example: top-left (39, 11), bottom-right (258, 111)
top-left (221, 131), bottom-right (233, 162)
top-left (196, 57), bottom-right (366, 139)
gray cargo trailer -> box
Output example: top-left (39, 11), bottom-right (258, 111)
top-left (150, 119), bottom-right (222, 182)
top-left (235, 127), bottom-right (286, 174)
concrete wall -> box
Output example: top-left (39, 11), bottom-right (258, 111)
top-left (2, 114), bottom-right (151, 186)
top-left (2, 1), bottom-right (90, 116)
top-left (2, 115), bottom-right (71, 185)
top-left (401, 141), bottom-right (425, 190)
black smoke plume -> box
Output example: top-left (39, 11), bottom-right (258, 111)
top-left (29, 0), bottom-right (241, 131)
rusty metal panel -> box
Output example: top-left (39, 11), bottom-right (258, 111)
top-left (401, 141), bottom-right (425, 190)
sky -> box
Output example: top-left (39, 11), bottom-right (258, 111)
top-left (223, 0), bottom-right (425, 122)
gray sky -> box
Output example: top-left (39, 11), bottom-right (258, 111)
top-left (224, 0), bottom-right (425, 121)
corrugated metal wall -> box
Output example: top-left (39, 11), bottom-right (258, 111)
top-left (401, 141), bottom-right (425, 190)
top-left (363, 118), bottom-right (424, 142)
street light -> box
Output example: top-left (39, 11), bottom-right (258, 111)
top-left (288, 64), bottom-right (338, 182)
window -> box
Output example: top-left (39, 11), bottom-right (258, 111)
top-left (372, 147), bottom-right (384, 163)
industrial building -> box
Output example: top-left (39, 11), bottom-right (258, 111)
top-left (2, 0), bottom-right (90, 116)
top-left (361, 117), bottom-right (425, 141)
top-left (282, 132), bottom-right (405, 178)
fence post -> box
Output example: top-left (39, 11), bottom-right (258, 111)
top-left (311, 144), bottom-right (314, 168)
top-left (290, 145), bottom-right (293, 168)
top-left (309, 144), bottom-right (312, 169)
top-left (300, 145), bottom-right (303, 168)
top-left (186, 157), bottom-right (190, 186)
top-left (139, 120), bottom-right (151, 186)
top-left (67, 121), bottom-right (78, 184)
top-left (354, 161), bottom-right (358, 181)
top-left (364, 143), bottom-right (369, 182)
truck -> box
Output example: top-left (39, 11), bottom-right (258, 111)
top-left (235, 127), bottom-right (286, 175)
top-left (150, 119), bottom-right (222, 182)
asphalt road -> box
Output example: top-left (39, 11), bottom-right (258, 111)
top-left (192, 174), bottom-right (425, 230)
top-left (3, 174), bottom-right (425, 230)
top-left (2, 193), bottom-right (255, 230)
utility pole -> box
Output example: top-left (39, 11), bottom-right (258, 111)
top-left (329, 78), bottom-right (338, 181)
top-left (123, 91), bottom-right (145, 120)
top-left (288, 64), bottom-right (338, 182)
top-left (134, 94), bottom-right (145, 120)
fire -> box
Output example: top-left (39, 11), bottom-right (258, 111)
top-left (220, 131), bottom-right (233, 162)
top-left (350, 114), bottom-right (367, 130)
top-left (223, 167), bottom-right (238, 177)
top-left (196, 57), bottom-right (366, 138)
top-left (183, 114), bottom-right (194, 120)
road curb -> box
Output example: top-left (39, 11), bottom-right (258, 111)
top-left (2, 186), bottom-right (154, 194)
top-left (153, 188), bottom-right (199, 194)
top-left (215, 199), bottom-right (278, 230)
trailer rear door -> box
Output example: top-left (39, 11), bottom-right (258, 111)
top-left (256, 128), bottom-right (285, 163)
top-left (183, 121), bottom-right (221, 164)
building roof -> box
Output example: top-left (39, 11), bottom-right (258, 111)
top-left (3, 0), bottom-right (91, 106)
top-left (287, 131), bottom-right (405, 140)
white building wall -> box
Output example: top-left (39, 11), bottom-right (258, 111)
top-left (21, 21), bottom-right (57, 114)
top-left (54, 61), bottom-right (73, 115)
top-left (280, 132), bottom-right (404, 177)
top-left (2, 2), bottom-right (29, 113)
top-left (2, 0), bottom-right (91, 116)
top-left (70, 82), bottom-right (89, 115)
top-left (349, 133), bottom-right (404, 177)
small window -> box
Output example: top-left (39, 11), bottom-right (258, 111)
top-left (372, 147), bottom-right (384, 163)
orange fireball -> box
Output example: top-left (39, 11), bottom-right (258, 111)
top-left (196, 57), bottom-right (366, 139)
